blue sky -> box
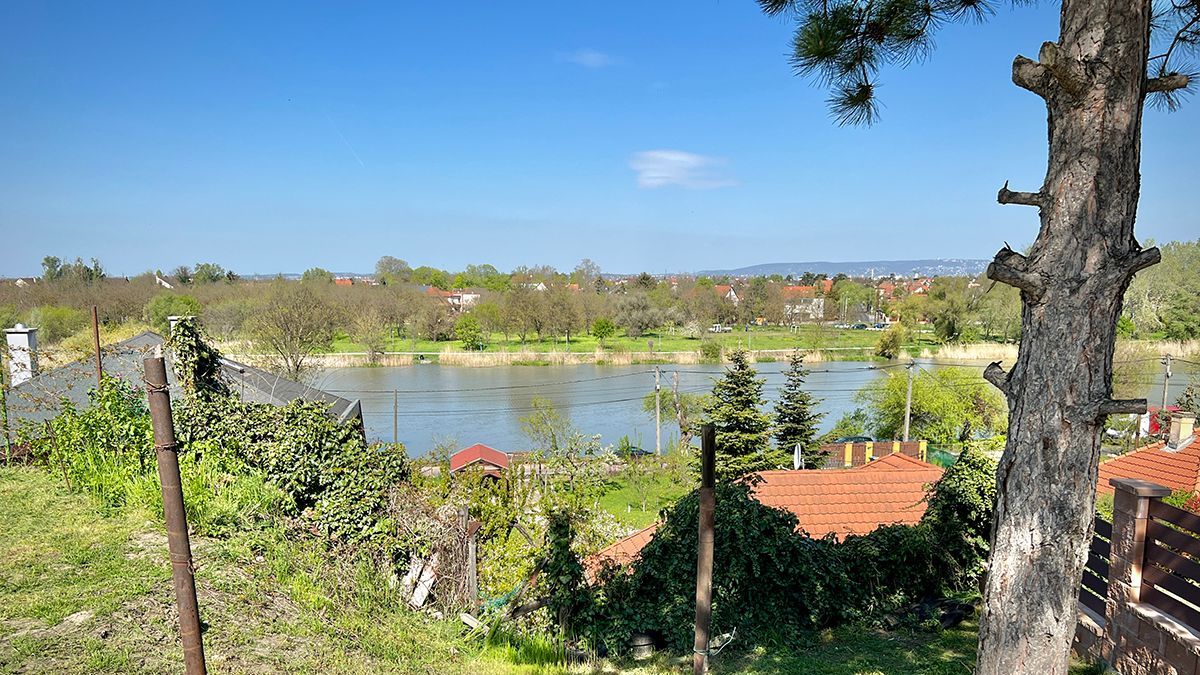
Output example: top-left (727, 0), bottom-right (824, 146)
top-left (1, 1), bottom-right (1196, 277)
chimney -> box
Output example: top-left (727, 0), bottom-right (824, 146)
top-left (167, 315), bottom-right (194, 336)
top-left (5, 324), bottom-right (38, 386)
top-left (1169, 411), bottom-right (1196, 450)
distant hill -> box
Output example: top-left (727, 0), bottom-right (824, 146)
top-left (697, 259), bottom-right (989, 278)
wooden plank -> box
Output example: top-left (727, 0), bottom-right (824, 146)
top-left (1143, 584), bottom-right (1200, 632)
top-left (1093, 517), bottom-right (1112, 540)
top-left (1144, 564), bottom-right (1200, 609)
top-left (1086, 551), bottom-right (1110, 580)
top-left (1079, 586), bottom-right (1106, 616)
top-left (1146, 540), bottom-right (1200, 584)
top-left (1081, 568), bottom-right (1107, 598)
top-left (1150, 500), bottom-right (1200, 537)
top-left (1090, 535), bottom-right (1110, 558)
top-left (1148, 520), bottom-right (1200, 559)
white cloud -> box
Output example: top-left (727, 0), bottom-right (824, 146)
top-left (628, 150), bottom-right (737, 189)
top-left (557, 48), bottom-right (616, 68)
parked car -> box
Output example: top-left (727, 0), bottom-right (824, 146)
top-left (709, 324), bottom-right (733, 333)
top-left (834, 323), bottom-right (852, 329)
top-left (834, 436), bottom-right (874, 443)
top-left (851, 323), bottom-right (869, 330)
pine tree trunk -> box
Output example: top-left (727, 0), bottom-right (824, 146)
top-left (976, 1), bottom-right (1160, 672)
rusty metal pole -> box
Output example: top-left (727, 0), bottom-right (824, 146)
top-left (92, 306), bottom-right (103, 386)
top-left (144, 357), bottom-right (207, 675)
top-left (693, 423), bottom-right (716, 675)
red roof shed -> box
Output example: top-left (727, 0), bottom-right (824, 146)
top-left (450, 443), bottom-right (510, 477)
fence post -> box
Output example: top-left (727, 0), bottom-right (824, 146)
top-left (1105, 477), bottom-right (1170, 659)
top-left (144, 356), bottom-right (207, 675)
top-left (693, 423), bottom-right (716, 675)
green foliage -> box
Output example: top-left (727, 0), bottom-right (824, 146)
top-left (875, 323), bottom-right (908, 359)
top-left (174, 395), bottom-right (407, 548)
top-left (42, 256), bottom-right (105, 284)
top-left (169, 316), bottom-right (230, 399)
top-left (542, 511), bottom-right (590, 637)
top-left (1124, 240), bottom-right (1200, 338)
top-left (923, 445), bottom-right (998, 583)
top-left (773, 351), bottom-right (826, 469)
top-left (698, 339), bottom-right (722, 362)
top-left (143, 293), bottom-right (202, 333)
top-left (27, 305), bottom-right (88, 342)
top-left (856, 367), bottom-right (1006, 444)
top-left (590, 317), bottom-right (616, 344)
top-left (591, 452), bottom-right (998, 656)
top-left (454, 314), bottom-right (487, 351)
top-left (191, 262), bottom-right (229, 284)
top-left (301, 267), bottom-right (335, 283)
top-left (374, 256), bottom-right (412, 285)
top-left (823, 408), bottom-right (869, 443)
top-left (1178, 380), bottom-right (1199, 415)
top-left (614, 293), bottom-right (660, 338)
top-left (704, 349), bottom-right (784, 479)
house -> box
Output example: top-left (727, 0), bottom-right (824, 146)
top-left (334, 277), bottom-right (354, 286)
top-left (589, 453), bottom-right (944, 571)
top-left (449, 443), bottom-right (510, 478)
top-left (2, 325), bottom-right (363, 437)
top-left (713, 285), bottom-right (739, 305)
top-left (781, 285), bottom-right (825, 322)
top-left (1097, 412), bottom-right (1198, 495)
top-left (423, 286), bottom-right (481, 312)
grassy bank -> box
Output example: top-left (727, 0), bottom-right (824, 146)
top-left (0, 467), bottom-right (1104, 674)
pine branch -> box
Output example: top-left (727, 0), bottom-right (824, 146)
top-left (997, 181), bottom-right (1045, 207)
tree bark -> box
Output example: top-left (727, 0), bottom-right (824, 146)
top-left (977, 1), bottom-right (1157, 673)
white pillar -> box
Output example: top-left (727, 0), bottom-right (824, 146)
top-left (5, 324), bottom-right (38, 386)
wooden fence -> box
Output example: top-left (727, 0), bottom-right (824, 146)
top-left (1078, 516), bottom-right (1111, 617)
top-left (1143, 500), bottom-right (1200, 631)
top-left (1073, 478), bottom-right (1200, 673)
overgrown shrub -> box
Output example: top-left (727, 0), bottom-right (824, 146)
top-left (699, 340), bottom-right (722, 362)
top-left (590, 450), bottom-right (998, 656)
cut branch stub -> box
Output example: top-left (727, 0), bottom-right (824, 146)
top-left (1128, 246), bottom-right (1162, 275)
top-left (1098, 398), bottom-right (1148, 417)
top-left (997, 180), bottom-right (1045, 207)
top-left (1038, 42), bottom-right (1086, 98)
top-left (983, 361), bottom-right (1010, 396)
top-left (1012, 55), bottom-right (1052, 97)
top-left (1147, 74), bottom-right (1191, 93)
top-left (986, 248), bottom-right (1045, 302)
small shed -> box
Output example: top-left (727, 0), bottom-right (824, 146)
top-left (449, 443), bottom-right (509, 478)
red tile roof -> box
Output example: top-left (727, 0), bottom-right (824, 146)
top-left (753, 456), bottom-right (943, 539)
top-left (588, 455), bottom-right (943, 573)
top-left (449, 443), bottom-right (509, 474)
top-left (1097, 434), bottom-right (1200, 495)
top-left (782, 285), bottom-right (818, 299)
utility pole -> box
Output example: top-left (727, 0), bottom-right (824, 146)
top-left (393, 389), bottom-right (399, 445)
top-left (903, 362), bottom-right (915, 442)
top-left (144, 356), bottom-right (206, 675)
top-left (655, 366), bottom-right (662, 456)
top-left (693, 424), bottom-right (716, 675)
top-left (91, 306), bottom-right (102, 386)
top-left (1161, 354), bottom-right (1173, 411)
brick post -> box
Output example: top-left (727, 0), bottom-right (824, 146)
top-left (1105, 477), bottom-right (1170, 662)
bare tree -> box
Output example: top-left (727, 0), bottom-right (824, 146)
top-left (249, 283), bottom-right (335, 380)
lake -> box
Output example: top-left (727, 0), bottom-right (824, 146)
top-left (312, 359), bottom-right (1188, 457)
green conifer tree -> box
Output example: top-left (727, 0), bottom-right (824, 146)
top-left (704, 349), bottom-right (782, 479)
top-left (773, 351), bottom-right (826, 469)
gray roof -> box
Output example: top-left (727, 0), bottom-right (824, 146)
top-left (4, 331), bottom-right (361, 434)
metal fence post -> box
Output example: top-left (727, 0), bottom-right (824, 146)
top-left (144, 357), bottom-right (207, 675)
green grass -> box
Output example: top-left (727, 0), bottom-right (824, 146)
top-left (0, 466), bottom-right (1105, 674)
top-left (597, 471), bottom-right (691, 529)
top-left (328, 325), bottom-right (942, 357)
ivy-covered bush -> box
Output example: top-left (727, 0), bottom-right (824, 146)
top-left (590, 451), bottom-right (998, 655)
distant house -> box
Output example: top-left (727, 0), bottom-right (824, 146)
top-left (423, 286), bottom-right (480, 312)
top-left (2, 328), bottom-right (363, 437)
top-left (589, 453), bottom-right (944, 572)
top-left (782, 285), bottom-right (825, 322)
top-left (713, 284), bottom-right (739, 305)
top-left (450, 443), bottom-right (510, 478)
top-left (334, 277), bottom-right (354, 286)
top-left (1097, 413), bottom-right (1198, 495)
